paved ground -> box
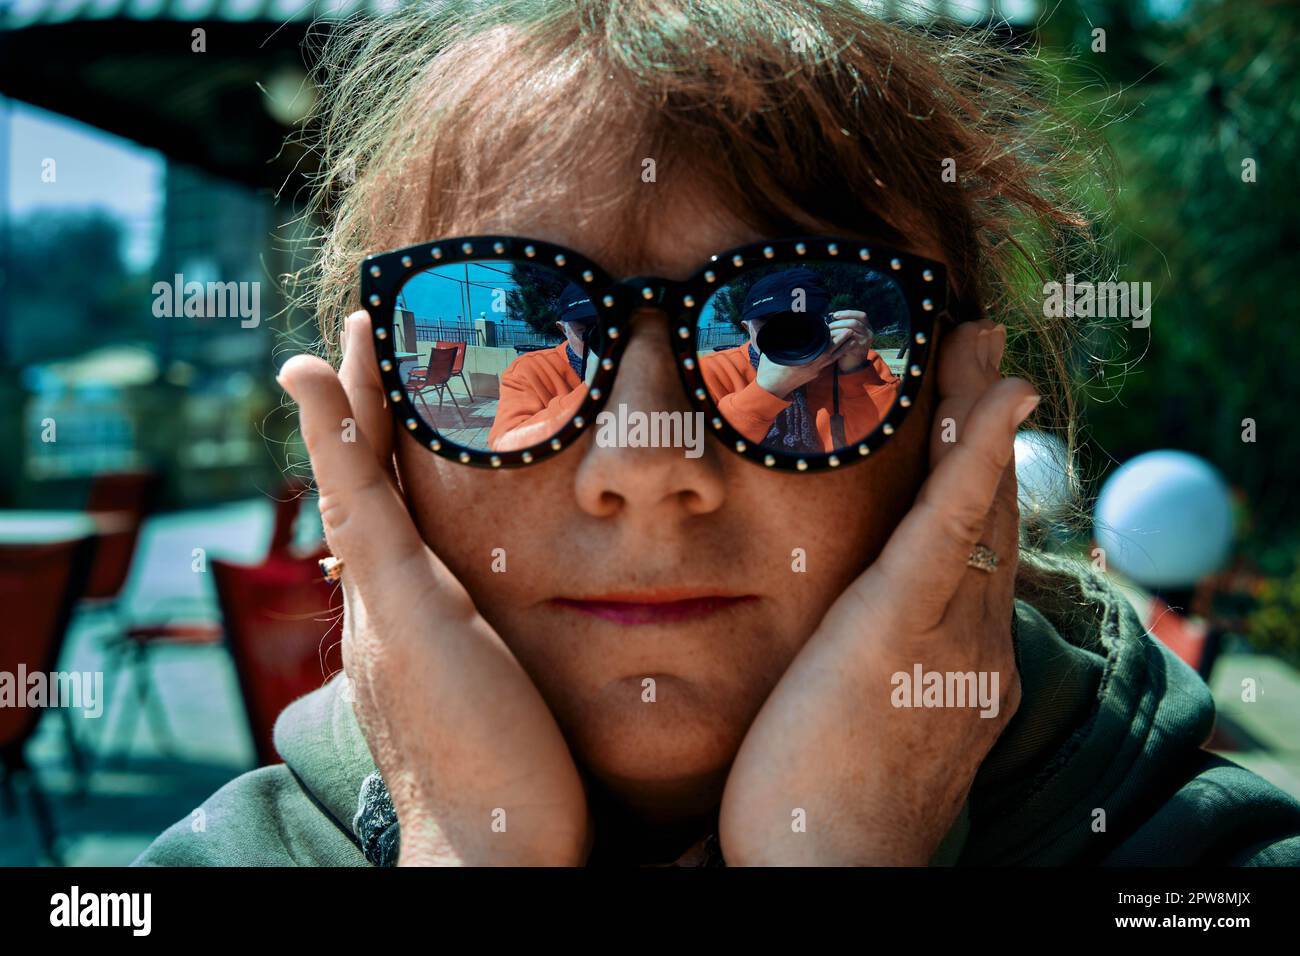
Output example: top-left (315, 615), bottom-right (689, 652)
top-left (1210, 654), bottom-right (1300, 798)
top-left (2, 501), bottom-right (1298, 865)
top-left (1, 500), bottom-right (281, 866)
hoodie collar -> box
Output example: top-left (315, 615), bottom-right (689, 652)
top-left (273, 674), bottom-right (378, 843)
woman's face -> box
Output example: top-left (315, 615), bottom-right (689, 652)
top-left (394, 178), bottom-right (941, 807)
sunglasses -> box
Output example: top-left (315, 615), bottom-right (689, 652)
top-left (360, 234), bottom-right (954, 472)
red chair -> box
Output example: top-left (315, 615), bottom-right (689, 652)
top-left (82, 469), bottom-right (161, 607)
top-left (212, 553), bottom-right (343, 766)
top-left (435, 339), bottom-right (473, 400)
top-left (406, 346), bottom-right (467, 425)
top-left (99, 618), bottom-right (224, 762)
top-left (266, 476), bottom-right (313, 558)
top-left (1144, 595), bottom-right (1210, 673)
top-left (86, 468), bottom-right (162, 514)
top-left (83, 470), bottom-right (206, 762)
top-left (0, 535), bottom-right (97, 863)
top-left (99, 476), bottom-right (318, 763)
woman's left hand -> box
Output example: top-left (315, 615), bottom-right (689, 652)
top-left (718, 321), bottom-right (1039, 865)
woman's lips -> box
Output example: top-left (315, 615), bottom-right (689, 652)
top-left (549, 590), bottom-right (758, 625)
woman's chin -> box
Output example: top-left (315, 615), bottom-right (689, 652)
top-left (561, 675), bottom-right (750, 786)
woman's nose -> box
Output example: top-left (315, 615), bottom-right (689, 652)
top-left (572, 308), bottom-right (726, 520)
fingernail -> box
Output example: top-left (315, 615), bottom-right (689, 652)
top-left (990, 325), bottom-right (1007, 372)
top-left (1014, 393), bottom-right (1041, 425)
top-left (276, 360), bottom-right (295, 395)
top-left (976, 328), bottom-right (992, 370)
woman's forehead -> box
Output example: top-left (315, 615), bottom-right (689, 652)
top-left (444, 173), bottom-right (765, 281)
top-left (441, 177), bottom-right (945, 280)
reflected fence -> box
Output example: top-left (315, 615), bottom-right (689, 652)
top-left (412, 319), bottom-right (557, 352)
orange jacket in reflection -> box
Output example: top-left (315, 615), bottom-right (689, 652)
top-left (489, 342), bottom-right (585, 451)
top-left (699, 344), bottom-right (900, 452)
top-left (488, 341), bottom-right (900, 454)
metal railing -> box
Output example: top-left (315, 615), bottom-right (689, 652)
top-left (491, 325), bottom-right (559, 349)
top-left (413, 321), bottom-right (557, 350)
top-left (414, 322), bottom-right (484, 346)
top-left (698, 326), bottom-right (747, 350)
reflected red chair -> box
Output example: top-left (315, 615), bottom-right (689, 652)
top-left (0, 535), bottom-right (97, 864)
top-left (407, 346), bottom-right (467, 424)
top-left (212, 553), bottom-right (343, 766)
top-left (435, 339), bottom-right (473, 400)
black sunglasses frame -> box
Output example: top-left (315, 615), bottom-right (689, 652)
top-left (360, 234), bottom-right (953, 472)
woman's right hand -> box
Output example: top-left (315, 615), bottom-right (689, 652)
top-left (278, 312), bottom-right (590, 866)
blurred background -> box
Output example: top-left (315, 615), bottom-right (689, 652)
top-left (0, 0), bottom-right (1296, 865)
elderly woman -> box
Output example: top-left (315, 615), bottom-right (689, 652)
top-left (138, 0), bottom-right (1300, 867)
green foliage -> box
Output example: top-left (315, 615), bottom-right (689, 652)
top-left (1246, 552), bottom-right (1300, 669)
top-left (1045, 0), bottom-right (1300, 659)
top-left (1078, 0), bottom-right (1300, 549)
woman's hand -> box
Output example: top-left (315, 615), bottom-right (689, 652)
top-left (278, 312), bottom-right (590, 866)
top-left (718, 321), bottom-right (1037, 865)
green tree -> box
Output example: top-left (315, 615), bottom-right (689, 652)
top-left (504, 265), bottom-right (569, 338)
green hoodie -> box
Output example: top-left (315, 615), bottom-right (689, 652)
top-left (134, 555), bottom-right (1300, 866)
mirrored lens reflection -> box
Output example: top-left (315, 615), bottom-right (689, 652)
top-left (390, 261), bottom-right (592, 452)
top-left (696, 262), bottom-right (912, 455)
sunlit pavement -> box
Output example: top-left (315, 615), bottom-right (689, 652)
top-left (1210, 655), bottom-right (1300, 799)
top-left (3, 503), bottom-right (1299, 864)
top-left (1, 501), bottom-right (273, 866)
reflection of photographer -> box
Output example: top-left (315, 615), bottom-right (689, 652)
top-left (754, 305), bottom-right (874, 398)
top-left (488, 282), bottom-right (596, 451)
top-left (700, 268), bottom-right (900, 453)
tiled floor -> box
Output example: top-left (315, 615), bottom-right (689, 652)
top-left (413, 394), bottom-right (500, 449)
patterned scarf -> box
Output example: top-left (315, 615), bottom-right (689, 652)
top-left (566, 343), bottom-right (585, 381)
top-left (748, 344), bottom-right (822, 453)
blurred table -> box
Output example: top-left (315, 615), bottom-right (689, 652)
top-left (0, 511), bottom-right (131, 544)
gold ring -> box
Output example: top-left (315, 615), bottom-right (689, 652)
top-left (966, 544), bottom-right (999, 574)
top-left (319, 555), bottom-right (344, 582)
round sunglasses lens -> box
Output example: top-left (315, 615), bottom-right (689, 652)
top-left (695, 262), bottom-right (913, 458)
top-left (388, 260), bottom-right (593, 455)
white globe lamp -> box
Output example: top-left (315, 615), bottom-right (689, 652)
top-left (1093, 450), bottom-right (1234, 590)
